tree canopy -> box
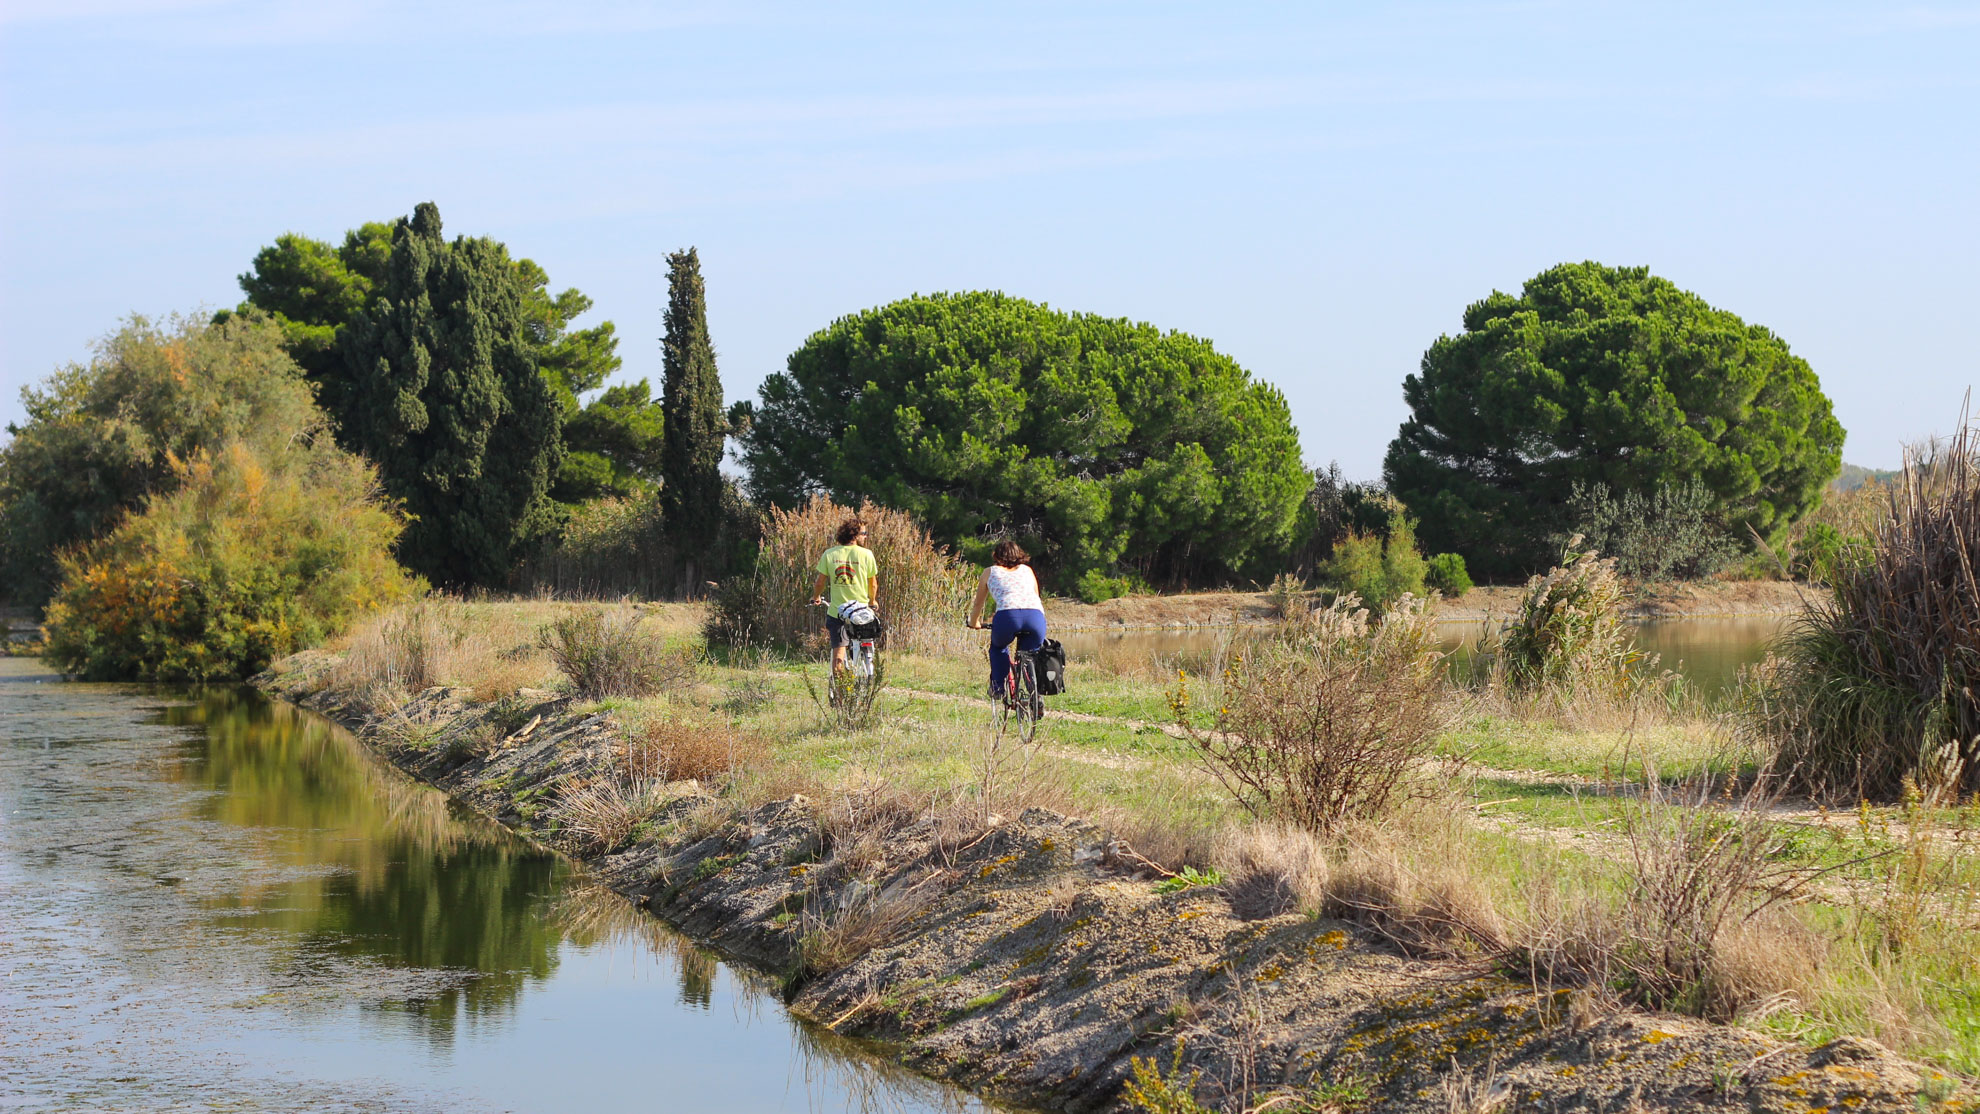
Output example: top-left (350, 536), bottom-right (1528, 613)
top-left (1383, 262), bottom-right (1843, 577)
top-left (227, 216), bottom-right (655, 504)
top-left (338, 202), bottom-right (563, 587)
top-left (739, 292), bottom-right (1308, 587)
top-left (0, 313), bottom-right (321, 609)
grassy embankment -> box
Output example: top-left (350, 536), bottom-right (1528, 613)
top-left (289, 594), bottom-right (1979, 1079)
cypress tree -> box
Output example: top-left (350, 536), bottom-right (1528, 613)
top-left (339, 202), bottom-right (563, 586)
top-left (659, 247), bottom-right (727, 542)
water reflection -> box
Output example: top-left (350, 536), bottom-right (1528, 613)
top-left (162, 690), bottom-right (562, 1040)
top-left (0, 659), bottom-right (1004, 1113)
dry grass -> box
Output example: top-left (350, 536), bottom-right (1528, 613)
top-left (547, 775), bottom-right (672, 854)
top-left (1215, 823), bottom-right (1329, 920)
top-left (332, 596), bottom-right (561, 707)
top-left (620, 716), bottom-right (769, 784)
top-left (798, 870), bottom-right (944, 976)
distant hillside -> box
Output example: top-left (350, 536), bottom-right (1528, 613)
top-left (1834, 462), bottom-right (1900, 491)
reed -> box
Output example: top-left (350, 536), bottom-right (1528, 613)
top-left (1755, 418), bottom-right (1980, 798)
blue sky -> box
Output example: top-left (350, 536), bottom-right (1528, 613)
top-left (3, 1), bottom-right (1975, 476)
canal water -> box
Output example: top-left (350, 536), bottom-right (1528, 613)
top-left (1058, 615), bottom-right (1789, 698)
top-left (0, 657), bottom-right (996, 1113)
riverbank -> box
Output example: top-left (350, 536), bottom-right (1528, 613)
top-left (1050, 579), bottom-right (1809, 629)
top-left (252, 606), bottom-right (1970, 1114)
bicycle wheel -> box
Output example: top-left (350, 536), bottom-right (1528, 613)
top-left (853, 641), bottom-right (877, 704)
top-left (1010, 654), bottom-right (1039, 744)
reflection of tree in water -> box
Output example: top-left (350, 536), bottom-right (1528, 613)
top-left (158, 689), bottom-right (566, 1040)
top-left (547, 884), bottom-right (722, 1010)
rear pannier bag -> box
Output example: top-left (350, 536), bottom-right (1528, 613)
top-left (1034, 639), bottom-right (1067, 696)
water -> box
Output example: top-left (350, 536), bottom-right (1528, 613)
top-left (1058, 614), bottom-right (1789, 698)
top-left (0, 657), bottom-right (995, 1113)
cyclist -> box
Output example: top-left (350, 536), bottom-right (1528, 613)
top-left (965, 540), bottom-right (1046, 700)
top-left (810, 517), bottom-right (879, 678)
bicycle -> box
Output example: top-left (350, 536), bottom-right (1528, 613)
top-left (820, 598), bottom-right (882, 714)
top-left (969, 623), bottom-right (1042, 743)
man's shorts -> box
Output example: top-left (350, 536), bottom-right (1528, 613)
top-left (824, 616), bottom-right (849, 648)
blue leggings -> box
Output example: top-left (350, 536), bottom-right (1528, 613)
top-left (989, 609), bottom-right (1047, 692)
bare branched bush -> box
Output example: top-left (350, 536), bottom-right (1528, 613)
top-left (1171, 595), bottom-right (1447, 832)
top-left (620, 717), bottom-right (769, 784)
top-left (539, 606), bottom-right (692, 699)
top-left (815, 783), bottom-right (927, 881)
top-left (704, 495), bottom-right (974, 655)
top-left (1752, 419), bottom-right (1980, 798)
top-left (1530, 773), bottom-right (1827, 1021)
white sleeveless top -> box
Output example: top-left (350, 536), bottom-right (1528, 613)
top-left (985, 564), bottom-right (1043, 611)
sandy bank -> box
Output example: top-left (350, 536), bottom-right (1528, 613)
top-left (253, 651), bottom-right (1958, 1114)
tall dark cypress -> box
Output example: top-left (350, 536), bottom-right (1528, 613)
top-left (659, 248), bottom-right (727, 541)
top-left (339, 202), bottom-right (563, 586)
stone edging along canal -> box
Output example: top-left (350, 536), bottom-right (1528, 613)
top-left (254, 650), bottom-right (1962, 1114)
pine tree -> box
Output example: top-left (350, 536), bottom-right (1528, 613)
top-left (339, 202), bottom-right (563, 586)
top-left (659, 248), bottom-right (727, 544)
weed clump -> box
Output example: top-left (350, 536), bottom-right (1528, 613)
top-left (620, 717), bottom-right (767, 784)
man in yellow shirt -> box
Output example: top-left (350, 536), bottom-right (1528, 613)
top-left (810, 517), bottom-right (879, 677)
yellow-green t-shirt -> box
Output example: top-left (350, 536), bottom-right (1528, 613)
top-left (816, 544), bottom-right (878, 611)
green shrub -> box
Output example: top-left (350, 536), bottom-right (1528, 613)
top-left (1075, 569), bottom-right (1147, 604)
top-left (1424, 552), bottom-right (1472, 596)
top-left (1316, 518), bottom-right (1427, 612)
top-left (1490, 548), bottom-right (1641, 697)
top-left (0, 313), bottom-right (320, 610)
top-left (42, 440), bottom-right (414, 681)
top-left (1565, 478), bottom-right (1738, 582)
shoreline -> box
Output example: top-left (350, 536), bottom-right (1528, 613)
top-left (251, 648), bottom-right (1952, 1114)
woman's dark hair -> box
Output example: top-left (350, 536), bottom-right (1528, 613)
top-left (991, 540), bottom-right (1029, 567)
top-left (836, 518), bottom-right (866, 546)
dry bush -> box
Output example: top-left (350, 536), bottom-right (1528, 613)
top-left (1753, 421), bottom-right (1980, 799)
top-left (547, 775), bottom-right (671, 854)
top-left (815, 783), bottom-right (929, 881)
top-left (1172, 595), bottom-right (1447, 832)
top-left (799, 871), bottom-right (943, 976)
top-left (704, 495), bottom-right (974, 655)
top-left (1528, 774), bottom-right (1827, 1022)
top-left (539, 606), bottom-right (692, 699)
top-left (1215, 823), bottom-right (1330, 920)
top-left (619, 716), bottom-right (769, 784)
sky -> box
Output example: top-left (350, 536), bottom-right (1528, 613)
top-left (3, 1), bottom-right (1976, 477)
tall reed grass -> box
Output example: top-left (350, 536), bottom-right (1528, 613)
top-left (705, 495), bottom-right (975, 656)
top-left (1755, 420), bottom-right (1980, 798)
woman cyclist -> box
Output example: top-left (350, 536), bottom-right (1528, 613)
top-left (965, 540), bottom-right (1046, 700)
